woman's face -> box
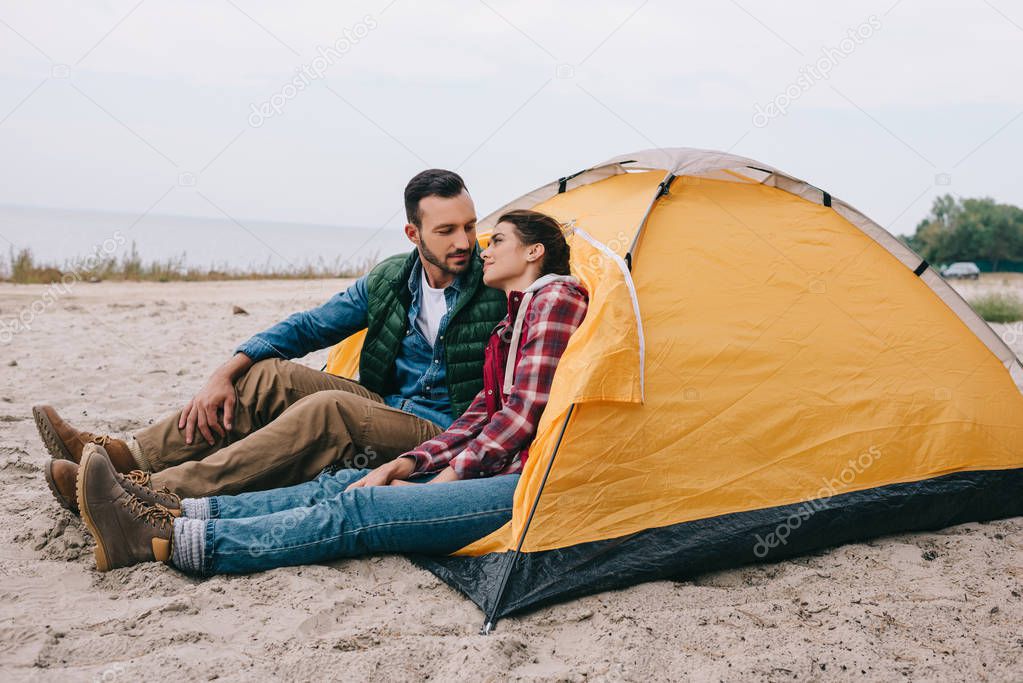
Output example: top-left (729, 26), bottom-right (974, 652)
top-left (481, 221), bottom-right (534, 288)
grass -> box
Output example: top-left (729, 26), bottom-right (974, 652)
top-left (969, 292), bottom-right (1023, 323)
top-left (0, 243), bottom-right (377, 284)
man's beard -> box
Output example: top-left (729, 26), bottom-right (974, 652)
top-left (418, 238), bottom-right (471, 276)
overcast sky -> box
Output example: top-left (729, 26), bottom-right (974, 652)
top-left (1, 0), bottom-right (1021, 240)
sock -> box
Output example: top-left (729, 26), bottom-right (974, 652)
top-left (180, 497), bottom-right (211, 520)
top-left (125, 436), bottom-right (152, 472)
top-left (171, 518), bottom-right (206, 574)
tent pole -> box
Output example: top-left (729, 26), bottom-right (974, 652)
top-left (480, 403), bottom-right (577, 635)
top-left (626, 170), bottom-right (676, 269)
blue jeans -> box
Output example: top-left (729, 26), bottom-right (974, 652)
top-left (192, 469), bottom-right (519, 575)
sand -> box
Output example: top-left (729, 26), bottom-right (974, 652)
top-left (0, 276), bottom-right (1021, 682)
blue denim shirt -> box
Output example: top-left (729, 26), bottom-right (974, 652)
top-left (235, 258), bottom-right (464, 429)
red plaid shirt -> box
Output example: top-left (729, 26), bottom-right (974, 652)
top-left (402, 276), bottom-right (588, 479)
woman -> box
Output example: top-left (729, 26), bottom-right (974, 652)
top-left (75, 209), bottom-right (588, 575)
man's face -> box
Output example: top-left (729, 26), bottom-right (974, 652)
top-left (407, 190), bottom-right (478, 277)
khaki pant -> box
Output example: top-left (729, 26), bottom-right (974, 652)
top-left (136, 359), bottom-right (442, 498)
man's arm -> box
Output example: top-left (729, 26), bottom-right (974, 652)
top-left (234, 276), bottom-right (370, 362)
top-left (181, 276), bottom-right (371, 445)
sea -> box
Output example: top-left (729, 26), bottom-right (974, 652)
top-left (0, 204), bottom-right (411, 275)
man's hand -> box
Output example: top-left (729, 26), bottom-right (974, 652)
top-left (346, 456), bottom-right (415, 491)
top-left (179, 353), bottom-right (253, 445)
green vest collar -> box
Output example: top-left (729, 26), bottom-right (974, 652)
top-left (389, 246), bottom-right (487, 313)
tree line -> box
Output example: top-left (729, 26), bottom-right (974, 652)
top-left (904, 194), bottom-right (1023, 271)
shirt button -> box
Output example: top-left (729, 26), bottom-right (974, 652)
top-left (425, 386), bottom-right (431, 391)
top-left (487, 390), bottom-right (493, 395)
top-left (434, 359), bottom-right (439, 364)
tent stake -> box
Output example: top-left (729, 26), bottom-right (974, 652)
top-left (479, 404), bottom-right (577, 634)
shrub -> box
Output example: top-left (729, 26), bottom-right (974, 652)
top-left (970, 292), bottom-right (1023, 323)
top-left (1, 246), bottom-right (377, 283)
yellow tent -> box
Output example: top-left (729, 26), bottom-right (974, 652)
top-left (328, 148), bottom-right (1023, 630)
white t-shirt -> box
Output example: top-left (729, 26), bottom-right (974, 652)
top-left (416, 269), bottom-right (448, 346)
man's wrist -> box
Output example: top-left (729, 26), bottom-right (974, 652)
top-left (218, 352), bottom-right (252, 380)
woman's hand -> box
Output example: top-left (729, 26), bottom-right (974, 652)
top-left (345, 456), bottom-right (415, 491)
top-left (427, 466), bottom-right (459, 484)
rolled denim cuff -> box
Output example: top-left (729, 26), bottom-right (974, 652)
top-left (202, 519), bottom-right (216, 577)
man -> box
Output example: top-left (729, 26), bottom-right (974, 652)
top-left (36, 169), bottom-right (507, 511)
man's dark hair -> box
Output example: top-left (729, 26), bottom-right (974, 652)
top-left (404, 169), bottom-right (467, 227)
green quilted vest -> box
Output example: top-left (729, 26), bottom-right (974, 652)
top-left (360, 248), bottom-right (506, 417)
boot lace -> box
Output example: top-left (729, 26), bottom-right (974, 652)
top-left (121, 471), bottom-right (180, 505)
top-left (122, 470), bottom-right (152, 486)
top-left (121, 495), bottom-right (175, 531)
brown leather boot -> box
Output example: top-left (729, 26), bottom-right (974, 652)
top-left (77, 444), bottom-right (174, 572)
top-left (44, 459), bottom-right (80, 515)
top-left (32, 405), bottom-right (137, 472)
top-left (43, 461), bottom-right (180, 518)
